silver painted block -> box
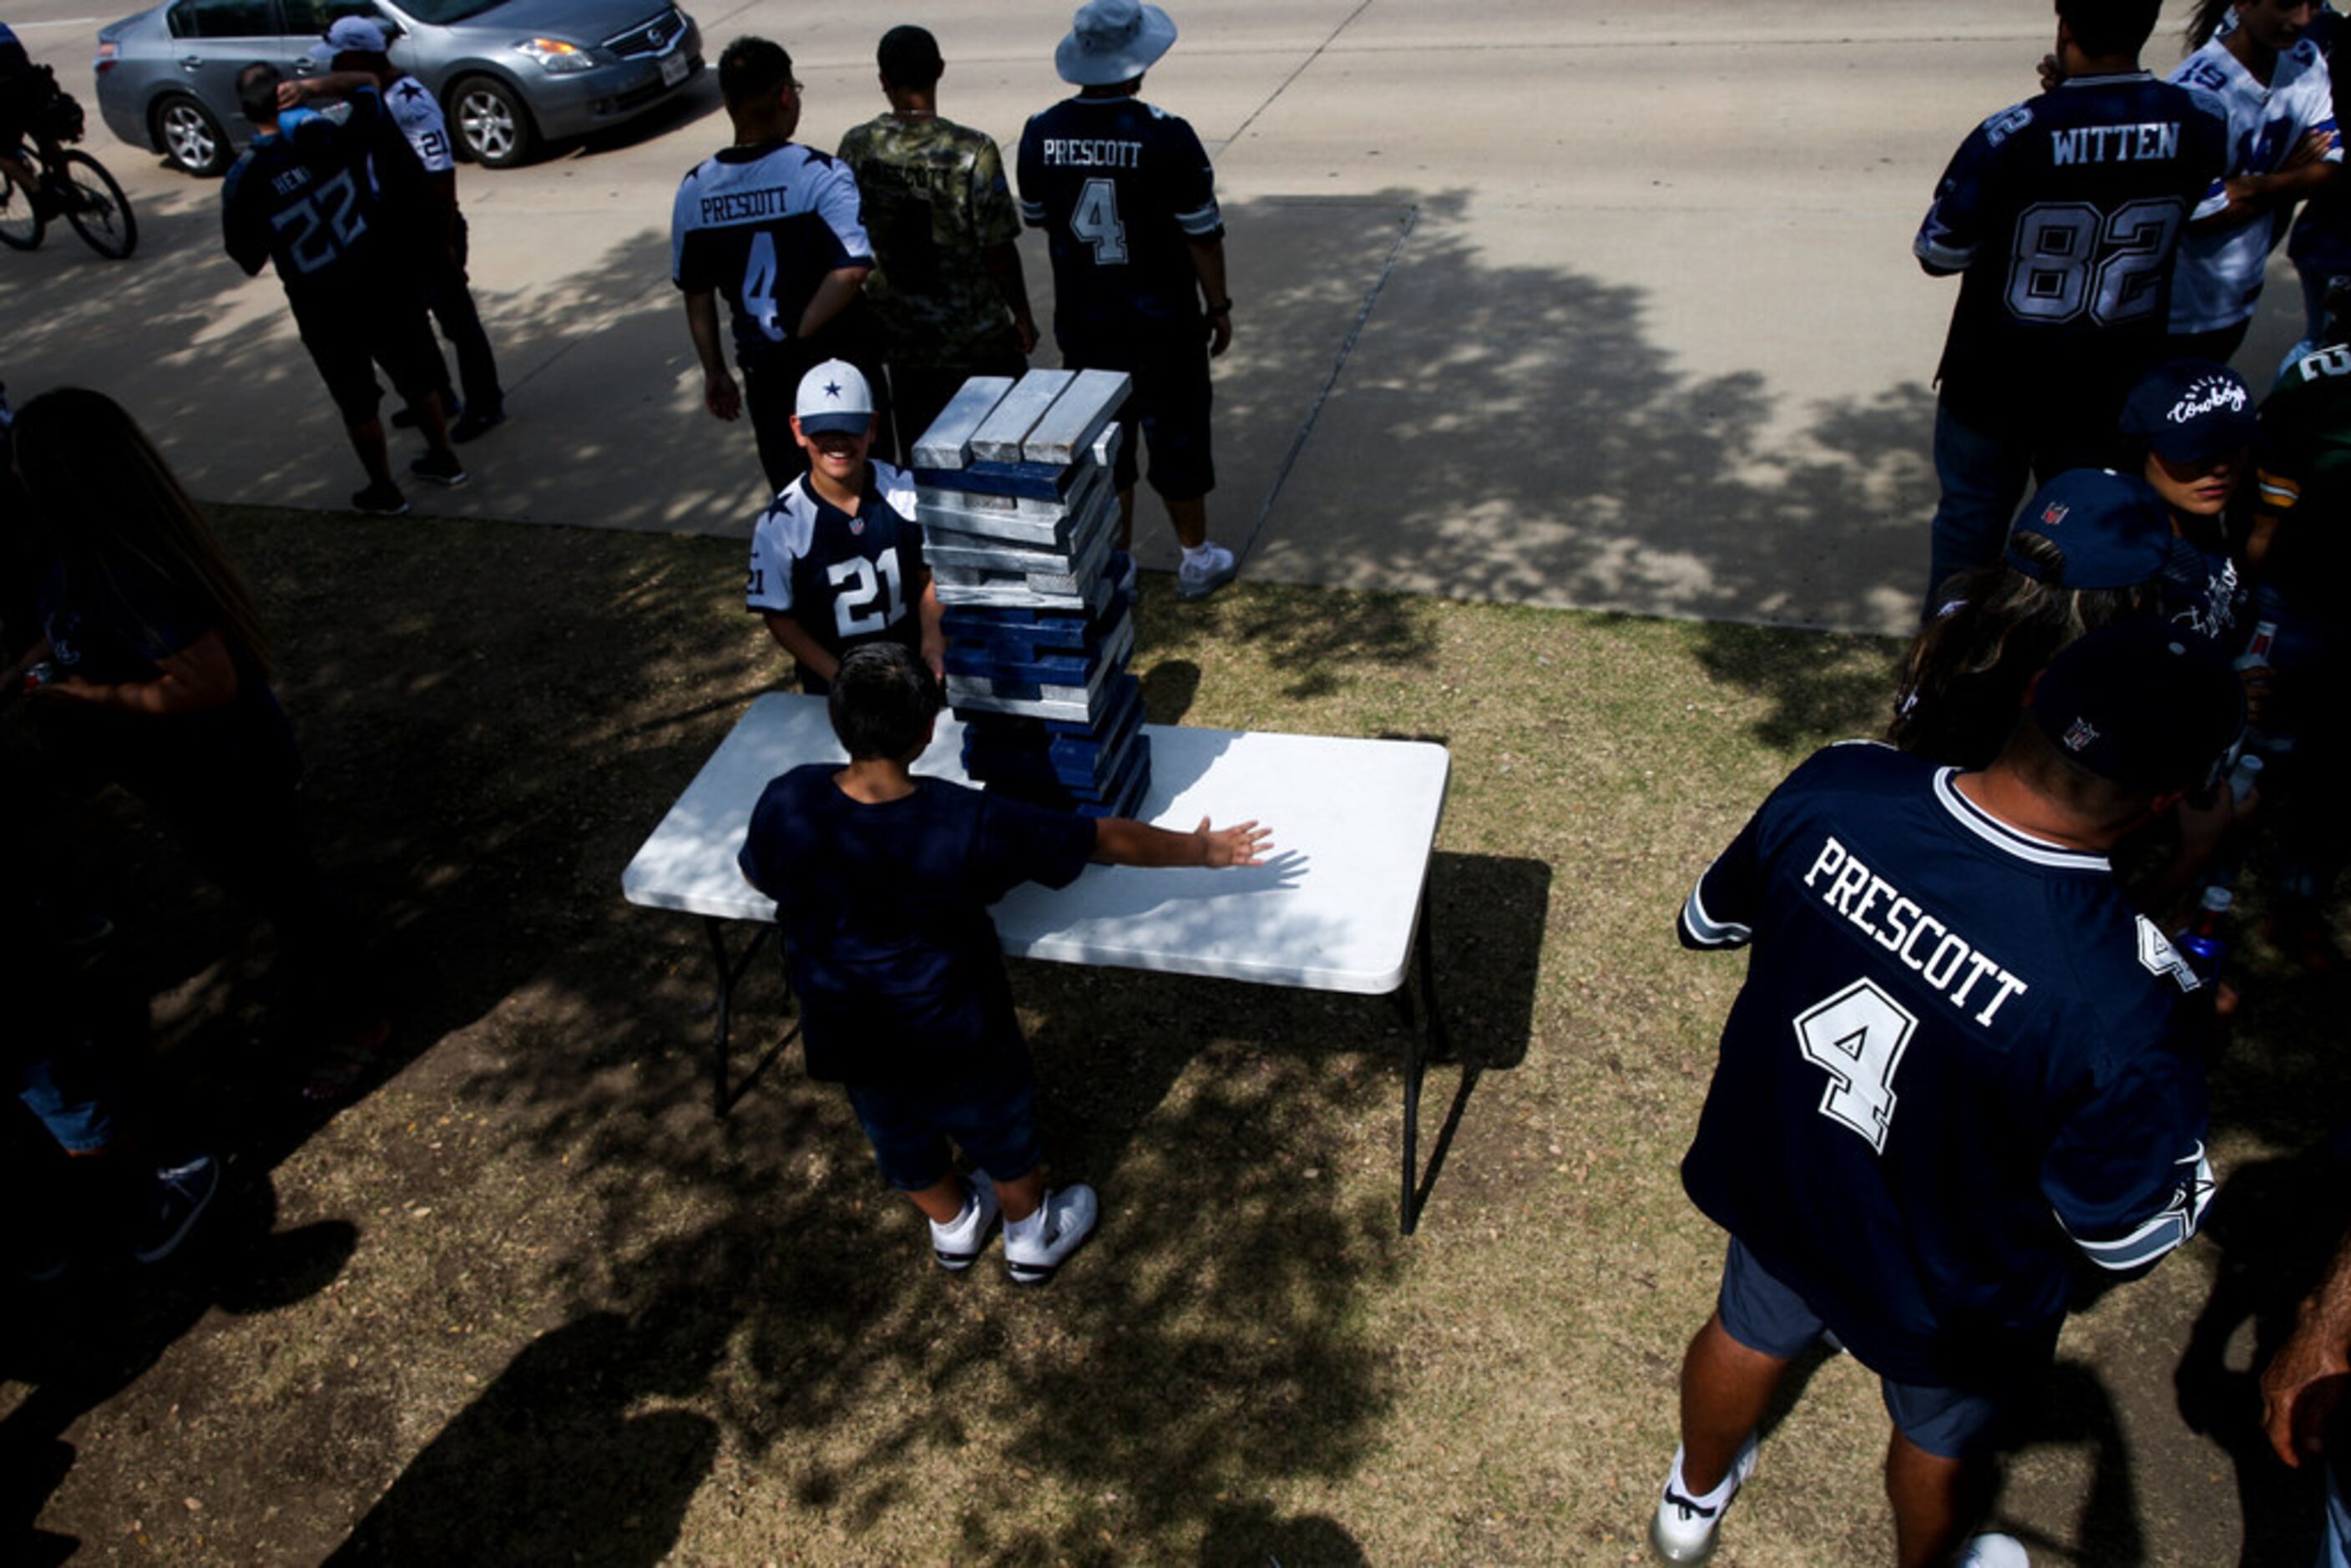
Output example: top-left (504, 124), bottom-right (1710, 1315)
top-left (968, 370), bottom-right (1074, 463)
top-left (911, 377), bottom-right (1016, 469)
top-left (1022, 369), bottom-right (1130, 465)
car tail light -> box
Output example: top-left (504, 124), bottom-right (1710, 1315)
top-left (94, 41), bottom-right (119, 75)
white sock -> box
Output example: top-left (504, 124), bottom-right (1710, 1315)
top-left (1182, 542), bottom-right (1216, 569)
top-left (1666, 1444), bottom-right (1742, 1509)
top-left (1005, 1201), bottom-right (1047, 1245)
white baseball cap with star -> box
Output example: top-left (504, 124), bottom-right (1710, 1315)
top-left (794, 360), bottom-right (874, 435)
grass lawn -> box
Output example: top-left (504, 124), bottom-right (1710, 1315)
top-left (5, 505), bottom-right (2343, 1565)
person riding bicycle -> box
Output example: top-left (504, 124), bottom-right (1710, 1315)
top-left (0, 21), bottom-right (83, 219)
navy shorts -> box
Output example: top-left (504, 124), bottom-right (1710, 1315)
top-left (1059, 318), bottom-right (1215, 502)
top-left (295, 293), bottom-right (447, 427)
top-left (1716, 1238), bottom-right (2035, 1460)
top-left (844, 1070), bottom-right (1043, 1191)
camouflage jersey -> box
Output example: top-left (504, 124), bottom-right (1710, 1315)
top-left (837, 114), bottom-right (1024, 369)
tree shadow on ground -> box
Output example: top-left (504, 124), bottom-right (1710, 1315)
top-left (1236, 190), bottom-right (1938, 637)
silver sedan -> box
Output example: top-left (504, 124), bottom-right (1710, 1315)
top-left (94, 0), bottom-right (702, 175)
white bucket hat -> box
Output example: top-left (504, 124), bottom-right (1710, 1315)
top-left (1055, 0), bottom-right (1177, 86)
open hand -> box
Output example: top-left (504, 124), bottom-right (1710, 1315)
top-left (1199, 816), bottom-right (1272, 867)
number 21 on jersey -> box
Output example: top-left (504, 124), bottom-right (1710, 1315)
top-left (1792, 979), bottom-right (1919, 1154)
top-left (827, 549), bottom-right (907, 638)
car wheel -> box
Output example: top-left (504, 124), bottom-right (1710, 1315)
top-left (154, 94), bottom-right (229, 176)
top-left (450, 76), bottom-right (537, 169)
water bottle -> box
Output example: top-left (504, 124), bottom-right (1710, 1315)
top-left (2227, 751), bottom-right (2263, 807)
top-left (2172, 886), bottom-right (2233, 989)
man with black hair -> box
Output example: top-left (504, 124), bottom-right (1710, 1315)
top-left (1651, 620), bottom-right (2239, 1568)
top-left (837, 24), bottom-right (1037, 454)
top-left (221, 61), bottom-right (464, 516)
top-left (1916, 0), bottom-right (2229, 610)
top-left (736, 640), bottom-right (1270, 1283)
top-left (673, 36), bottom-right (888, 491)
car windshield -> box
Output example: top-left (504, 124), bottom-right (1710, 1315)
top-left (393, 0), bottom-right (508, 22)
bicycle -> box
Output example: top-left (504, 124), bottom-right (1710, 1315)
top-left (0, 85), bottom-right (135, 260)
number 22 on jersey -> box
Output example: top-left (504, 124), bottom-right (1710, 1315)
top-left (1792, 979), bottom-right (1919, 1154)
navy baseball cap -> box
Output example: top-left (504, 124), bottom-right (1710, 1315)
top-left (794, 360), bottom-right (874, 436)
top-left (2030, 620), bottom-right (2244, 792)
top-left (2121, 360), bottom-right (2258, 466)
top-left (2003, 469), bottom-right (2173, 590)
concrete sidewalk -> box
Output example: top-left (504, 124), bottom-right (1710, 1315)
top-left (3, 2), bottom-right (2286, 636)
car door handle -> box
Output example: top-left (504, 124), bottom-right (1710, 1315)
top-left (291, 54), bottom-right (319, 71)
top-left (179, 55), bottom-right (205, 70)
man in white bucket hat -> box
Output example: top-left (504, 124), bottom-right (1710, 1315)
top-left (1018, 0), bottom-right (1238, 600)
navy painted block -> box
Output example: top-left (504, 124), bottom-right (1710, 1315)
top-left (911, 460), bottom-right (1076, 503)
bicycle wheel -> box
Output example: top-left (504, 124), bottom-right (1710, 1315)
top-left (58, 150), bottom-right (135, 260)
top-left (0, 164), bottom-right (44, 250)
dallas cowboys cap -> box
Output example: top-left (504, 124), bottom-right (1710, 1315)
top-left (2121, 359), bottom-right (2258, 467)
top-left (2030, 620), bottom-right (2243, 793)
top-left (2003, 468), bottom-right (2173, 591)
top-left (323, 16), bottom-right (388, 53)
top-left (794, 360), bottom-right (874, 436)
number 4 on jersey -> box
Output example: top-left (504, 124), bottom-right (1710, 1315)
top-left (1793, 979), bottom-right (1919, 1154)
top-left (1071, 177), bottom-right (1129, 265)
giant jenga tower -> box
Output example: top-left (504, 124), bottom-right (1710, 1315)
top-left (911, 369), bottom-right (1150, 818)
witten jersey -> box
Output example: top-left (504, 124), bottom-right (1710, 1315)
top-left (672, 139), bottom-right (872, 375)
top-left (1677, 743), bottom-right (2211, 1386)
top-left (745, 462), bottom-right (925, 663)
top-left (383, 74), bottom-right (454, 176)
top-left (1017, 97), bottom-right (1222, 328)
top-left (2170, 38), bottom-right (2342, 332)
top-left (1918, 73), bottom-right (2227, 427)
top-left (2257, 341), bottom-right (2351, 597)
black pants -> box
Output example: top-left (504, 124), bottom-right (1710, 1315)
top-left (426, 216), bottom-right (503, 416)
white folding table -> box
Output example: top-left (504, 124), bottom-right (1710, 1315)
top-left (621, 693), bottom-right (1454, 1232)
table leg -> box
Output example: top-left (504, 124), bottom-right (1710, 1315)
top-left (1396, 903), bottom-right (1449, 1236)
top-left (701, 917), bottom-right (799, 1118)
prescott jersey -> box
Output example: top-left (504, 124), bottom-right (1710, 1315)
top-left (744, 459), bottom-right (926, 664)
top-left (737, 765), bottom-right (1097, 1088)
top-left (1917, 73), bottom-right (2227, 430)
top-left (1677, 742), bottom-right (2212, 1388)
top-left (1016, 96), bottom-right (1223, 330)
top-left (2170, 38), bottom-right (2342, 333)
top-left (382, 74), bottom-right (454, 177)
top-left (221, 89), bottom-right (431, 312)
top-left (2257, 341), bottom-right (2351, 599)
top-left (837, 114), bottom-right (1025, 367)
top-left (671, 139), bottom-right (872, 377)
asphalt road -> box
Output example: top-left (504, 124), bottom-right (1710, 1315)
top-left (1, 2), bottom-right (2289, 635)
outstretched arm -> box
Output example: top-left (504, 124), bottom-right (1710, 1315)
top-left (1092, 815), bottom-right (1271, 867)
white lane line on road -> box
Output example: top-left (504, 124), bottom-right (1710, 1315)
top-left (18, 18), bottom-right (102, 28)
top-left (1214, 0), bottom-right (1375, 157)
top-left (1238, 202), bottom-right (1417, 568)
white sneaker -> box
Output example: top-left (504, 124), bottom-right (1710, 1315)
top-left (1649, 1438), bottom-right (1757, 1563)
top-left (1958, 1534), bottom-right (2029, 1568)
top-left (928, 1181), bottom-right (999, 1272)
top-left (1176, 542), bottom-right (1237, 600)
top-left (1004, 1184), bottom-right (1098, 1284)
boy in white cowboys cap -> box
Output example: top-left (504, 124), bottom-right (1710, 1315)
top-left (745, 358), bottom-right (943, 695)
